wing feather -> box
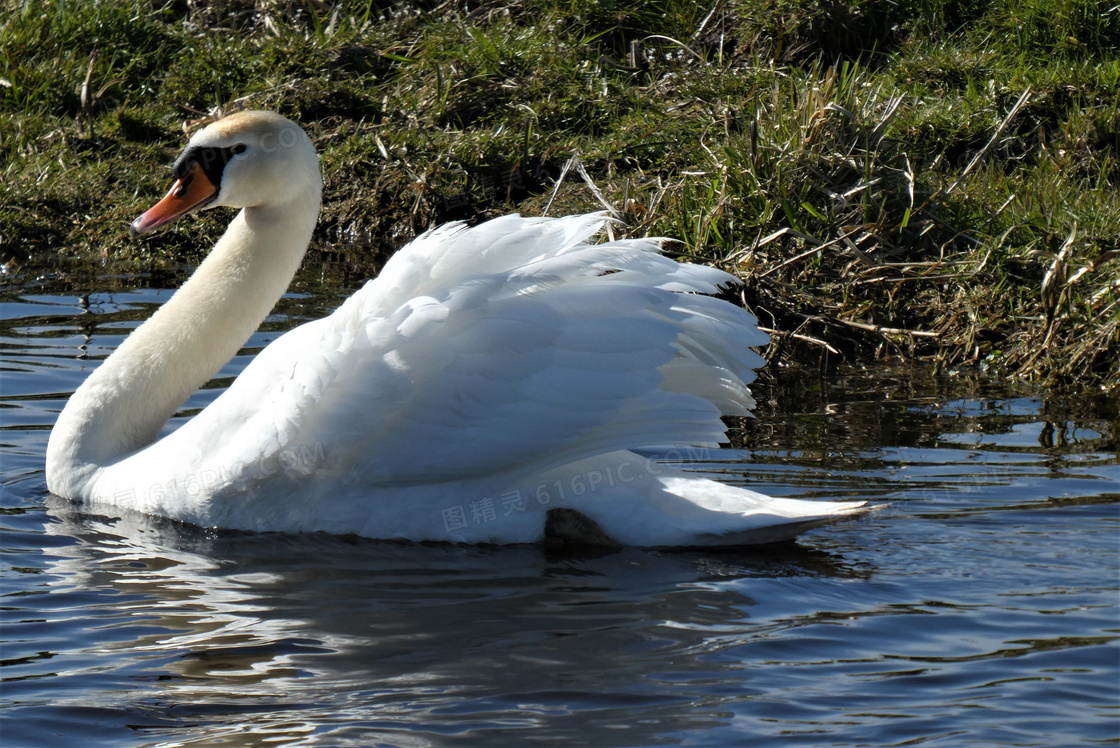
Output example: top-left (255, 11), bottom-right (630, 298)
top-left (134, 214), bottom-right (768, 508)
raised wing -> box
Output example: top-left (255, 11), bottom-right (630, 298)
top-left (128, 215), bottom-right (768, 506)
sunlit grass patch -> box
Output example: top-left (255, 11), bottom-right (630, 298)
top-left (1, 0), bottom-right (1116, 385)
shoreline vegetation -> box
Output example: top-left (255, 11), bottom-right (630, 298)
top-left (2, 0), bottom-right (1117, 388)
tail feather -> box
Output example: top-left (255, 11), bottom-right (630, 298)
top-left (543, 451), bottom-right (880, 547)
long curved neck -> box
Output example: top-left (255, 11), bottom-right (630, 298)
top-left (46, 196), bottom-right (319, 497)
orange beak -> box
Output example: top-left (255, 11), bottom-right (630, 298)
top-left (130, 162), bottom-right (219, 237)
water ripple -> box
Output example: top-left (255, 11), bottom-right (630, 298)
top-left (1, 273), bottom-right (1117, 747)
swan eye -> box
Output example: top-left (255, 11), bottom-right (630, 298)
top-left (232, 144), bottom-right (248, 155)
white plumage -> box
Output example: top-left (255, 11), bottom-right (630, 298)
top-left (45, 111), bottom-right (871, 545)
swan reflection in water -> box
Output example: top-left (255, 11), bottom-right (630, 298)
top-left (35, 496), bottom-right (868, 744)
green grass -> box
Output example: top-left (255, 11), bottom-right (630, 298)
top-left (2, 0), bottom-right (1118, 386)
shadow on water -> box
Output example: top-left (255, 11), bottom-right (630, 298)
top-left (2, 256), bottom-right (1118, 747)
top-left (4, 497), bottom-right (870, 746)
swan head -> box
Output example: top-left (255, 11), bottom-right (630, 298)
top-left (130, 111), bottom-right (321, 237)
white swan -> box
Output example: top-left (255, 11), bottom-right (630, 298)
top-left (46, 111), bottom-right (871, 546)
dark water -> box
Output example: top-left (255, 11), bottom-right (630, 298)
top-left (2, 260), bottom-right (1118, 747)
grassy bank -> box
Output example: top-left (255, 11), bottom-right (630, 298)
top-left (2, 0), bottom-right (1118, 387)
